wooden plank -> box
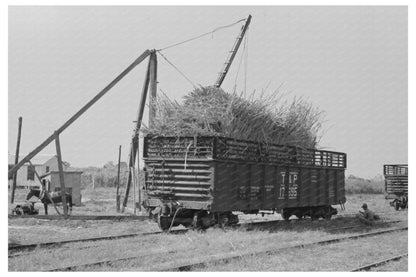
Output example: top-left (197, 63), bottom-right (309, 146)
top-left (54, 132), bottom-right (68, 216)
top-left (149, 51), bottom-right (158, 126)
top-left (11, 116), bottom-right (22, 204)
top-left (122, 53), bottom-right (152, 212)
top-left (215, 15), bottom-right (252, 88)
top-left (116, 145), bottom-right (122, 212)
top-left (8, 50), bottom-right (151, 179)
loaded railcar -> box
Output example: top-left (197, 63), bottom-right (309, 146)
top-left (142, 136), bottom-right (347, 230)
top-left (384, 164), bottom-right (408, 210)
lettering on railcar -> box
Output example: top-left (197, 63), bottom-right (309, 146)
top-left (288, 172), bottom-right (299, 199)
top-left (265, 185), bottom-right (274, 192)
top-left (277, 171), bottom-right (299, 200)
top-left (249, 186), bottom-right (261, 200)
top-left (278, 172), bottom-right (286, 199)
top-left (239, 186), bottom-right (248, 200)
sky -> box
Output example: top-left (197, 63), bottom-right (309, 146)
top-left (8, 6), bottom-right (408, 178)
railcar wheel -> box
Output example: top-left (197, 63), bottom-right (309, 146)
top-left (295, 213), bottom-right (303, 219)
top-left (219, 215), bottom-right (229, 228)
top-left (282, 209), bottom-right (291, 221)
top-left (310, 209), bottom-right (319, 220)
top-left (323, 206), bottom-right (333, 220)
top-left (158, 215), bottom-right (172, 232)
top-left (394, 201), bottom-right (400, 211)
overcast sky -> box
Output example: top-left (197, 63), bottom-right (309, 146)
top-left (8, 6), bottom-right (407, 178)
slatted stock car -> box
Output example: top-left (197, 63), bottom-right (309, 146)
top-left (384, 164), bottom-right (408, 210)
top-left (142, 136), bottom-right (347, 230)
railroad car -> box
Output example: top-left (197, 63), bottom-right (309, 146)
top-left (142, 136), bottom-right (347, 230)
top-left (384, 164), bottom-right (408, 210)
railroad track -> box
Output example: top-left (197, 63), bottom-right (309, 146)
top-left (8, 219), bottom-right (288, 254)
top-left (37, 225), bottom-right (407, 271)
top-left (8, 214), bottom-right (148, 221)
top-left (8, 218), bottom-right (401, 255)
top-left (155, 227), bottom-right (408, 271)
top-left (8, 229), bottom-right (187, 254)
top-left (351, 253), bottom-right (408, 272)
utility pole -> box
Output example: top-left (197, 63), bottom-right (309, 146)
top-left (116, 145), bottom-right (122, 212)
top-left (10, 116), bottom-right (22, 204)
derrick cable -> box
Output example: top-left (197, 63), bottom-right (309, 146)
top-left (232, 33), bottom-right (246, 94)
top-left (157, 18), bottom-right (246, 52)
top-left (157, 51), bottom-right (197, 89)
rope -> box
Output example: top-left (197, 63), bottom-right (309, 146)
top-left (157, 18), bottom-right (246, 52)
top-left (157, 51), bottom-right (197, 89)
top-left (232, 31), bottom-right (247, 94)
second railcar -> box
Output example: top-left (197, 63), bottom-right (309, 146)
top-left (384, 164), bottom-right (408, 210)
top-left (142, 136), bottom-right (347, 230)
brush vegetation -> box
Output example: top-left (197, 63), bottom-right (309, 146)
top-left (143, 86), bottom-right (323, 149)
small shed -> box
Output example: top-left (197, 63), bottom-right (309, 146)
top-left (41, 171), bottom-right (82, 206)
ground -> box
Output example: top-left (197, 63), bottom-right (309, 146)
top-left (8, 188), bottom-right (408, 271)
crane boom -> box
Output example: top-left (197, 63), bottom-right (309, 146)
top-left (214, 14), bottom-right (251, 88)
top-left (8, 50), bottom-right (151, 179)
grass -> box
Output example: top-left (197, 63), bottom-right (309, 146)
top-left (199, 231), bottom-right (408, 271)
top-left (9, 188), bottom-right (408, 271)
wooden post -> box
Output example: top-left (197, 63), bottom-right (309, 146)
top-left (92, 173), bottom-right (95, 190)
top-left (132, 166), bottom-right (137, 215)
top-left (54, 132), bottom-right (68, 216)
top-left (29, 160), bottom-right (61, 215)
top-left (122, 54), bottom-right (152, 212)
top-left (149, 51), bottom-right (158, 127)
top-left (214, 15), bottom-right (252, 88)
top-left (137, 140), bottom-right (142, 212)
top-left (8, 50), bottom-right (151, 179)
top-left (116, 145), bottom-right (122, 212)
top-left (11, 117), bottom-right (22, 204)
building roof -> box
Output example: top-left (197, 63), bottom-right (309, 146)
top-left (8, 154), bottom-right (56, 165)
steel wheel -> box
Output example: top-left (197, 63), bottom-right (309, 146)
top-left (282, 210), bottom-right (291, 221)
top-left (158, 215), bottom-right (172, 231)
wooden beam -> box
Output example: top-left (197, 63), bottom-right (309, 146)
top-left (116, 145), bottom-right (122, 212)
top-left (8, 50), bottom-right (151, 179)
top-left (54, 132), bottom-right (68, 216)
top-left (214, 15), bottom-right (251, 88)
top-left (149, 51), bottom-right (158, 127)
top-left (10, 117), bottom-right (22, 204)
top-left (29, 160), bottom-right (61, 215)
top-left (121, 54), bottom-right (152, 212)
top-left (137, 141), bottom-right (142, 212)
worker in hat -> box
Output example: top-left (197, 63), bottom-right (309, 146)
top-left (357, 203), bottom-right (379, 225)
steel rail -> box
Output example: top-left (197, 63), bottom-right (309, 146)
top-left (8, 219), bottom-right (284, 254)
top-left (8, 218), bottom-right (402, 255)
top-left (8, 214), bottom-right (149, 221)
top-left (351, 253), bottom-right (408, 272)
top-left (35, 225), bottom-right (406, 272)
top-left (8, 229), bottom-right (187, 253)
top-left (155, 227), bottom-right (408, 271)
